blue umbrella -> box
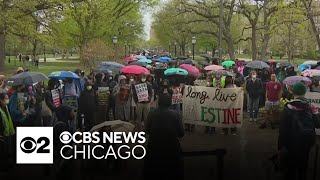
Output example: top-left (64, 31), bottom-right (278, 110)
top-left (48, 71), bottom-right (80, 80)
top-left (138, 59), bottom-right (152, 64)
top-left (159, 57), bottom-right (171, 62)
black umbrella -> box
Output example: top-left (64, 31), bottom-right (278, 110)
top-left (246, 61), bottom-right (270, 69)
top-left (7, 72), bottom-right (48, 86)
top-left (126, 61), bottom-right (147, 67)
top-left (180, 59), bottom-right (199, 65)
top-left (208, 70), bottom-right (235, 77)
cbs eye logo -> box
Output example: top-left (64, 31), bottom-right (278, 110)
top-left (20, 136), bottom-right (50, 154)
top-left (16, 127), bottom-right (53, 164)
top-left (59, 131), bottom-right (72, 144)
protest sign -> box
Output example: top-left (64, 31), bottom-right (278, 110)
top-left (97, 87), bottom-right (110, 106)
top-left (51, 89), bottom-right (61, 108)
top-left (135, 83), bottom-right (149, 102)
top-left (17, 93), bottom-right (25, 112)
top-left (172, 86), bottom-right (183, 104)
top-left (305, 92), bottom-right (320, 109)
top-left (182, 86), bottom-right (244, 128)
top-left (63, 96), bottom-right (78, 109)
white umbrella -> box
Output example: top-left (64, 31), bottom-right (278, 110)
top-left (90, 120), bottom-right (135, 133)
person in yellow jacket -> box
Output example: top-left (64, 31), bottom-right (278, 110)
top-left (205, 74), bottom-right (226, 134)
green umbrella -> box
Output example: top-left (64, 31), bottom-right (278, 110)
top-left (221, 60), bottom-right (235, 67)
top-left (164, 68), bottom-right (188, 76)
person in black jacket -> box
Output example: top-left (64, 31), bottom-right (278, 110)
top-left (78, 81), bottom-right (96, 131)
top-left (246, 70), bottom-right (263, 122)
top-left (144, 93), bottom-right (184, 180)
top-left (278, 82), bottom-right (320, 180)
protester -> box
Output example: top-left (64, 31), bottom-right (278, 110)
top-left (62, 78), bottom-right (80, 98)
top-left (144, 93), bottom-right (184, 180)
top-left (260, 74), bottom-right (282, 129)
top-left (0, 93), bottom-right (15, 170)
top-left (0, 75), bottom-right (8, 94)
top-left (147, 75), bottom-right (158, 110)
top-left (158, 79), bottom-right (173, 97)
top-left (93, 73), bottom-right (109, 125)
top-left (246, 70), bottom-right (263, 122)
top-left (16, 67), bottom-right (24, 74)
top-left (113, 75), bottom-right (131, 121)
top-left (222, 76), bottom-right (237, 135)
top-left (79, 81), bottom-right (95, 131)
top-left (310, 77), bottom-right (320, 92)
top-left (132, 73), bottom-right (153, 127)
top-left (43, 79), bottom-right (61, 126)
top-left (278, 82), bottom-right (320, 180)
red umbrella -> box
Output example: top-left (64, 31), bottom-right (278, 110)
top-left (124, 56), bottom-right (138, 62)
top-left (120, 65), bottom-right (150, 75)
top-left (179, 64), bottom-right (200, 77)
top-left (204, 65), bottom-right (225, 71)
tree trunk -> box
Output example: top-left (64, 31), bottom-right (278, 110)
top-left (260, 33), bottom-right (270, 60)
top-left (224, 27), bottom-right (235, 60)
top-left (0, 31), bottom-right (5, 70)
top-left (32, 40), bottom-right (37, 57)
top-left (251, 24), bottom-right (257, 60)
top-left (303, 1), bottom-right (320, 50)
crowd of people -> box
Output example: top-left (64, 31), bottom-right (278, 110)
top-left (0, 53), bottom-right (320, 180)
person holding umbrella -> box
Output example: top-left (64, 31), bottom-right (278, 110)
top-left (8, 85), bottom-right (30, 126)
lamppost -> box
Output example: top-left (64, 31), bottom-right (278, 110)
top-left (124, 41), bottom-right (127, 57)
top-left (169, 43), bottom-right (171, 55)
top-left (43, 45), bottom-right (46, 62)
top-left (192, 36), bottom-right (196, 60)
top-left (174, 42), bottom-right (177, 57)
top-left (112, 36), bottom-right (118, 59)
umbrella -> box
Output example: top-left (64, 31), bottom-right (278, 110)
top-left (48, 71), bottom-right (80, 80)
top-left (124, 56), bottom-right (138, 62)
top-left (176, 56), bottom-right (188, 60)
top-left (278, 62), bottom-right (292, 67)
top-left (179, 64), bottom-right (201, 77)
top-left (298, 64), bottom-right (311, 72)
top-left (6, 72), bottom-right (48, 86)
top-left (90, 120), bottom-right (135, 133)
top-left (96, 61), bottom-right (124, 71)
top-left (208, 70), bottom-right (235, 77)
top-left (159, 57), bottom-right (171, 63)
top-left (127, 61), bottom-right (148, 67)
top-left (180, 59), bottom-right (198, 65)
top-left (221, 60), bottom-right (235, 67)
top-left (301, 69), bottom-right (320, 77)
top-left (283, 76), bottom-right (312, 86)
top-left (204, 65), bottom-right (225, 71)
top-left (138, 59), bottom-right (152, 64)
top-left (245, 61), bottom-right (270, 69)
top-left (164, 68), bottom-right (188, 76)
top-left (135, 55), bottom-right (147, 60)
top-left (94, 68), bottom-right (112, 74)
top-left (303, 60), bottom-right (318, 65)
top-left (120, 65), bottom-right (150, 75)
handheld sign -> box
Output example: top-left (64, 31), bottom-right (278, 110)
top-left (183, 86), bottom-right (244, 128)
top-left (51, 89), bottom-right (61, 108)
top-left (63, 96), bottom-right (78, 109)
top-left (135, 83), bottom-right (149, 102)
top-left (305, 92), bottom-right (320, 136)
top-left (172, 86), bottom-right (183, 104)
top-left (97, 87), bottom-right (110, 106)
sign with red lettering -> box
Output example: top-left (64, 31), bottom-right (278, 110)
top-left (182, 86), bottom-right (244, 128)
top-left (135, 83), bottom-right (149, 102)
top-left (51, 89), bottom-right (61, 108)
top-left (172, 86), bottom-right (183, 104)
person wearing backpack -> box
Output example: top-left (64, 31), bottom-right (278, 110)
top-left (278, 82), bottom-right (320, 180)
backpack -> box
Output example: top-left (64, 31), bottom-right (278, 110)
top-left (289, 102), bottom-right (316, 148)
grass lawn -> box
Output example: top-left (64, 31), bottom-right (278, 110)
top-left (1, 60), bottom-right (85, 77)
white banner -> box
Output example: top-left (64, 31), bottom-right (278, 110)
top-left (183, 86), bottom-right (244, 128)
top-left (305, 92), bottom-right (320, 109)
top-left (135, 83), bottom-right (149, 102)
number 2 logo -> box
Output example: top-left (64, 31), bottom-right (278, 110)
top-left (20, 136), bottom-right (50, 154)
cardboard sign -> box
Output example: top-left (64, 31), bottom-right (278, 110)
top-left (135, 83), bottom-right (149, 102)
top-left (182, 86), bottom-right (244, 128)
top-left (97, 87), bottom-right (110, 106)
top-left (51, 89), bottom-right (61, 108)
top-left (172, 86), bottom-right (183, 104)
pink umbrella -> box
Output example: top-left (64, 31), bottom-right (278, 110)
top-left (302, 69), bottom-right (320, 77)
top-left (120, 65), bottom-right (150, 75)
top-left (124, 56), bottom-right (138, 62)
top-left (204, 65), bottom-right (225, 71)
top-left (179, 64), bottom-right (201, 77)
top-left (283, 76), bottom-right (312, 86)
